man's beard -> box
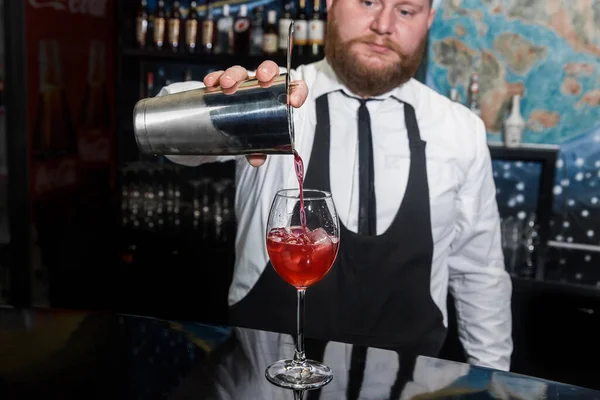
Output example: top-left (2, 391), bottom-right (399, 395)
top-left (325, 16), bottom-right (426, 97)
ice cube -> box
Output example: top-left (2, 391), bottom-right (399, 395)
top-left (307, 227), bottom-right (330, 245)
top-left (284, 237), bottom-right (300, 245)
top-left (298, 234), bottom-right (313, 245)
top-left (289, 226), bottom-right (304, 237)
top-left (268, 227), bottom-right (288, 242)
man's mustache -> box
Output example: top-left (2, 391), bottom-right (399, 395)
top-left (346, 34), bottom-right (406, 58)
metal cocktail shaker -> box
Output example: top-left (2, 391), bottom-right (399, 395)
top-left (132, 23), bottom-right (296, 156)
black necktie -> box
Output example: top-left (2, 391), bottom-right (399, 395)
top-left (339, 98), bottom-right (376, 400)
top-left (357, 100), bottom-right (376, 236)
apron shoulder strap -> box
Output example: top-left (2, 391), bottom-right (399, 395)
top-left (312, 93), bottom-right (331, 156)
top-left (392, 97), bottom-right (423, 148)
top-left (305, 94), bottom-right (332, 189)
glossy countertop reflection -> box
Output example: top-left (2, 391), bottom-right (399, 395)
top-left (0, 307), bottom-right (598, 400)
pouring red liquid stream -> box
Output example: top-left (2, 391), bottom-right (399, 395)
top-left (293, 149), bottom-right (307, 230)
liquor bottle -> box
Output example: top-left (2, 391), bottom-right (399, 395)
top-left (249, 6), bottom-right (264, 56)
top-left (79, 41), bottom-right (109, 131)
top-left (156, 66), bottom-right (167, 90)
top-left (79, 41), bottom-right (110, 163)
top-left (233, 5), bottom-right (251, 56)
top-left (182, 67), bottom-right (193, 81)
top-left (215, 4), bottom-right (233, 54)
top-left (449, 87), bottom-right (460, 102)
top-left (167, 0), bottom-right (182, 52)
top-left (504, 94), bottom-right (525, 148)
top-left (185, 0), bottom-right (199, 53)
top-left (135, 0), bottom-right (149, 48)
top-left (201, 0), bottom-right (215, 53)
top-left (263, 10), bottom-right (278, 55)
top-left (153, 0), bottom-right (167, 50)
top-left (278, 0), bottom-right (293, 54)
top-left (145, 71), bottom-right (154, 98)
top-left (468, 73), bottom-right (481, 117)
top-left (294, 0), bottom-right (308, 56)
top-left (308, 0), bottom-right (325, 57)
top-left (33, 40), bottom-right (76, 159)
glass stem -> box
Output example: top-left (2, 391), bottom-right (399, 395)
top-left (294, 288), bottom-right (306, 363)
top-left (294, 390), bottom-right (305, 400)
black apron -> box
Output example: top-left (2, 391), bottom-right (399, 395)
top-left (229, 93), bottom-right (446, 359)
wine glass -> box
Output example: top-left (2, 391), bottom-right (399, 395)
top-left (265, 188), bottom-right (340, 390)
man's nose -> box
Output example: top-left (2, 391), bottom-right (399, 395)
top-left (371, 8), bottom-right (395, 35)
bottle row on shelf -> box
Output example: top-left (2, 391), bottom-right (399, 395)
top-left (134, 0), bottom-right (326, 58)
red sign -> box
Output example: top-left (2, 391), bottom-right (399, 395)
top-left (25, 0), bottom-right (115, 200)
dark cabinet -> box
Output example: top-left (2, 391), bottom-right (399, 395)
top-left (440, 278), bottom-right (600, 390)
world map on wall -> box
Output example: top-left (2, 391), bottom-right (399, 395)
top-left (426, 0), bottom-right (600, 145)
top-left (426, 0), bottom-right (600, 278)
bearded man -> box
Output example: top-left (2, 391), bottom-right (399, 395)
top-left (162, 0), bottom-right (513, 372)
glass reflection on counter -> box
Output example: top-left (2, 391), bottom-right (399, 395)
top-left (168, 328), bottom-right (551, 400)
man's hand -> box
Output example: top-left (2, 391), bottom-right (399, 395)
top-left (203, 60), bottom-right (308, 167)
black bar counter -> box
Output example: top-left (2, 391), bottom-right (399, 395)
top-left (1, 307), bottom-right (599, 399)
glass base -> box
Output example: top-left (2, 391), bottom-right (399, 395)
top-left (265, 359), bottom-right (333, 390)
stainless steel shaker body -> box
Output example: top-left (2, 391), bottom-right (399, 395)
top-left (133, 74), bottom-right (294, 156)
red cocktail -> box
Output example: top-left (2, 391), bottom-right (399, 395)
top-left (267, 227), bottom-right (339, 288)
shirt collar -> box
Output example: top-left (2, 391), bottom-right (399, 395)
top-left (311, 58), bottom-right (418, 107)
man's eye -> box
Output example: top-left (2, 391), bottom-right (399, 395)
top-left (400, 9), bottom-right (414, 16)
top-left (363, 0), bottom-right (375, 7)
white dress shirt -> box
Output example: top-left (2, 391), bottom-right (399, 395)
top-left (160, 59), bottom-right (513, 371)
